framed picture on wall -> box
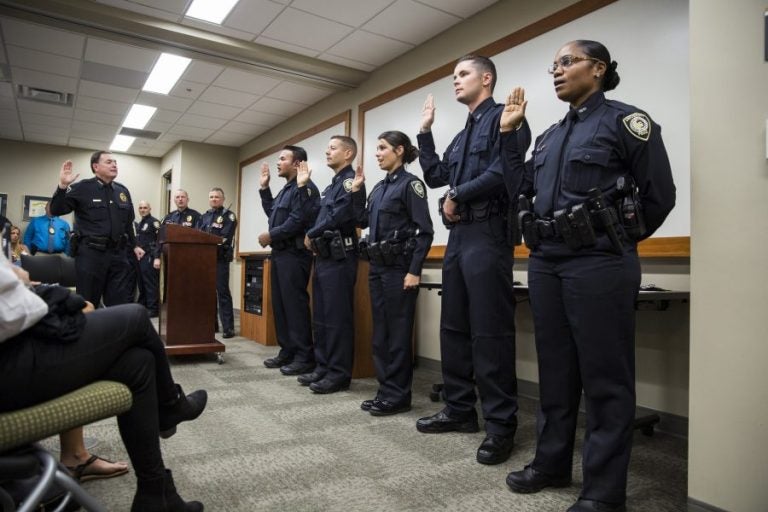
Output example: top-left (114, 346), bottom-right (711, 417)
top-left (0, 193), bottom-right (7, 219)
top-left (22, 195), bottom-right (50, 221)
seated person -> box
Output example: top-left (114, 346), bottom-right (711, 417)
top-left (9, 225), bottom-right (30, 266)
top-left (0, 252), bottom-right (208, 512)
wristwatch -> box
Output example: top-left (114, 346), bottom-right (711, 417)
top-left (446, 187), bottom-right (458, 201)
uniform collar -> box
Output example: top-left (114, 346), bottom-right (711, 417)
top-left (209, 206), bottom-right (224, 213)
top-left (385, 166), bottom-right (406, 183)
top-left (468, 96), bottom-right (496, 123)
top-left (570, 91), bottom-right (605, 121)
top-left (332, 165), bottom-right (354, 183)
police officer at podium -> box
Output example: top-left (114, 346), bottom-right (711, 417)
top-left (197, 188), bottom-right (237, 339)
top-left (162, 189), bottom-right (202, 228)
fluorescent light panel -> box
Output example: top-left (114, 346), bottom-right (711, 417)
top-left (185, 0), bottom-right (239, 24)
top-left (142, 53), bottom-right (191, 95)
top-left (123, 104), bottom-right (157, 129)
top-left (110, 134), bottom-right (135, 152)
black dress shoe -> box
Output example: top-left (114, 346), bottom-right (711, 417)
top-left (297, 371), bottom-right (325, 386)
top-left (309, 378), bottom-right (350, 394)
top-left (222, 330), bottom-right (235, 339)
top-left (506, 465), bottom-right (572, 494)
top-left (264, 354), bottom-right (292, 369)
top-left (360, 397), bottom-right (381, 411)
top-left (416, 409), bottom-right (479, 433)
top-left (158, 385), bottom-right (208, 439)
top-left (369, 400), bottom-right (411, 416)
top-left (566, 499), bottom-right (626, 512)
top-left (280, 361), bottom-right (315, 376)
top-left (476, 434), bottom-right (515, 465)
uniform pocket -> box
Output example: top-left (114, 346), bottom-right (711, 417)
top-left (86, 202), bottom-right (108, 220)
top-left (532, 150), bottom-right (547, 194)
top-left (563, 145), bottom-right (611, 193)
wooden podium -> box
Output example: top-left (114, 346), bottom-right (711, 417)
top-left (159, 224), bottom-right (226, 361)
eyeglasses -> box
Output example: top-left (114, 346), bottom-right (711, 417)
top-left (547, 55), bottom-right (601, 74)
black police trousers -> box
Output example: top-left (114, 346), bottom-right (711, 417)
top-left (312, 255), bottom-right (357, 383)
top-left (369, 263), bottom-right (419, 404)
top-left (270, 248), bottom-right (313, 363)
top-left (75, 244), bottom-right (134, 307)
top-left (527, 240), bottom-right (640, 505)
top-left (215, 259), bottom-right (234, 333)
top-left (137, 252), bottom-right (159, 314)
top-left (0, 304), bottom-right (176, 482)
top-left (440, 218), bottom-right (518, 436)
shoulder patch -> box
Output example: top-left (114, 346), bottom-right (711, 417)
top-left (229, 212), bottom-right (236, 222)
top-left (343, 178), bottom-right (353, 193)
top-left (154, 221), bottom-right (160, 229)
top-left (410, 180), bottom-right (425, 199)
top-left (622, 112), bottom-right (651, 142)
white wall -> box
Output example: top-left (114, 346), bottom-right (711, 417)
top-left (688, 1), bottom-right (768, 510)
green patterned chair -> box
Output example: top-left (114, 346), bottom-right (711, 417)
top-left (0, 381), bottom-right (132, 511)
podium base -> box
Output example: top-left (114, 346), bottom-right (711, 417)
top-left (161, 339), bottom-right (227, 357)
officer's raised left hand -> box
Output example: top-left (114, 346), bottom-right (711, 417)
top-left (297, 161), bottom-right (312, 187)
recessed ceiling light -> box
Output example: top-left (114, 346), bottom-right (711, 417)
top-left (185, 0), bottom-right (239, 24)
top-left (110, 134), bottom-right (135, 152)
top-left (123, 104), bottom-right (157, 129)
top-left (142, 53), bottom-right (191, 95)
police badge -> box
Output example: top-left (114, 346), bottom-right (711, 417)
top-left (216, 216), bottom-right (224, 224)
top-left (119, 192), bottom-right (128, 202)
top-left (186, 215), bottom-right (192, 222)
top-left (622, 113), bottom-right (651, 142)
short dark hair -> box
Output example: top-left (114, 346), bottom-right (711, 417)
top-left (90, 150), bottom-right (111, 173)
top-left (330, 135), bottom-right (357, 160)
top-left (378, 131), bottom-right (419, 164)
top-left (572, 40), bottom-right (620, 91)
top-left (283, 145), bottom-right (307, 163)
top-left (456, 54), bottom-right (497, 93)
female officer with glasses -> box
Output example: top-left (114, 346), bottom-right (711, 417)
top-left (499, 40), bottom-right (676, 512)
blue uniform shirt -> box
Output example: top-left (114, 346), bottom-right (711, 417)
top-left (23, 215), bottom-right (70, 254)
top-left (135, 215), bottom-right (160, 258)
top-left (198, 207), bottom-right (237, 262)
top-left (260, 178), bottom-right (320, 245)
top-left (306, 165), bottom-right (366, 239)
top-left (357, 166), bottom-right (434, 276)
top-left (162, 208), bottom-right (202, 228)
top-left (505, 91), bottom-right (676, 238)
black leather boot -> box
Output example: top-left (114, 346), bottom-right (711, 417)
top-left (159, 384), bottom-right (207, 439)
top-left (131, 469), bottom-right (204, 512)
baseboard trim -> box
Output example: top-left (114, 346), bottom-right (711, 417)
top-left (687, 497), bottom-right (730, 512)
top-left (415, 356), bottom-right (688, 438)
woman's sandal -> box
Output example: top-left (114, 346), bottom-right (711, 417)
top-left (66, 454), bottom-right (129, 482)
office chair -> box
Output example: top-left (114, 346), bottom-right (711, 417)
top-left (20, 254), bottom-right (77, 287)
top-left (0, 381), bottom-right (132, 512)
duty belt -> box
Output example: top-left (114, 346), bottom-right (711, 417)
top-left (271, 235), bottom-right (305, 251)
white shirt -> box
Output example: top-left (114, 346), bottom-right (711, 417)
top-left (0, 252), bottom-right (48, 343)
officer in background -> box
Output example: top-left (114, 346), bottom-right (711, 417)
top-left (416, 55), bottom-right (531, 466)
top-left (258, 146), bottom-right (320, 374)
top-left (134, 200), bottom-right (161, 317)
top-left (500, 41), bottom-right (675, 512)
top-left (50, 152), bottom-right (142, 306)
top-left (353, 131), bottom-right (433, 414)
top-left (162, 189), bottom-right (202, 228)
top-left (297, 136), bottom-right (366, 393)
top-left (23, 201), bottom-right (71, 255)
top-left (197, 188), bottom-right (237, 339)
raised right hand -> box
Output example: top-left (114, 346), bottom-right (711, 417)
top-left (297, 161), bottom-right (312, 187)
top-left (420, 94), bottom-right (435, 133)
top-left (500, 87), bottom-right (528, 133)
top-left (259, 162), bottom-right (270, 189)
top-left (351, 165), bottom-right (365, 192)
top-left (59, 160), bottom-right (80, 189)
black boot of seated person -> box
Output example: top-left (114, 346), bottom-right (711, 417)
top-left (159, 384), bottom-right (207, 439)
top-left (131, 469), bottom-right (203, 512)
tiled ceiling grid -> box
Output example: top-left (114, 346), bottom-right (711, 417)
top-left (0, 0), bottom-right (497, 157)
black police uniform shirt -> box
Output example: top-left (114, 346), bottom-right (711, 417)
top-left (198, 207), bottom-right (237, 262)
top-left (506, 90), bottom-right (676, 238)
top-left (418, 96), bottom-right (531, 204)
top-left (135, 215), bottom-right (161, 259)
top-left (162, 208), bottom-right (202, 228)
top-left (260, 178), bottom-right (320, 244)
top-left (358, 166), bottom-right (434, 276)
top-left (50, 177), bottom-right (136, 247)
top-left (306, 165), bottom-right (365, 240)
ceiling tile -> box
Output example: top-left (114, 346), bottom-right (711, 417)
top-left (0, 126), bottom-right (23, 140)
top-left (144, 120), bottom-right (173, 132)
top-left (249, 96), bottom-right (305, 116)
top-left (23, 122), bottom-right (70, 136)
top-left (198, 86), bottom-right (257, 108)
top-left (71, 120), bottom-right (119, 141)
top-left (17, 100), bottom-right (74, 119)
top-left (220, 120), bottom-right (266, 135)
top-left (167, 124), bottom-right (215, 141)
top-left (205, 131), bottom-right (254, 146)
top-left (24, 133), bottom-right (69, 146)
top-left (169, 80), bottom-right (206, 100)
top-left (317, 53), bottom-right (376, 72)
top-left (0, 96), bottom-right (16, 110)
top-left (0, 109), bottom-right (20, 126)
top-left (74, 108), bottom-right (124, 126)
top-left (213, 68), bottom-right (281, 95)
top-left (414, 0), bottom-right (497, 18)
top-left (234, 109), bottom-right (283, 126)
top-left (12, 67), bottom-right (78, 94)
top-left (133, 0), bottom-right (189, 13)
top-left (326, 30), bottom-right (412, 66)
top-left (266, 81), bottom-right (332, 105)
top-left (253, 36), bottom-right (319, 58)
top-left (69, 136), bottom-right (114, 150)
top-left (6, 45), bottom-right (81, 77)
top-left (176, 113), bottom-right (227, 130)
top-left (182, 61), bottom-right (224, 84)
top-left (76, 95), bottom-right (132, 116)
top-left (180, 18), bottom-right (256, 41)
top-left (85, 38), bottom-right (159, 72)
top-left (261, 8), bottom-right (354, 52)
top-left (363, 0), bottom-right (460, 45)
top-left (78, 80), bottom-right (140, 103)
top-left (152, 109), bottom-right (183, 123)
top-left (92, 0), bottom-right (183, 21)
top-left (0, 18), bottom-right (85, 58)
top-left (80, 61), bottom-right (148, 89)
top-left (291, 0), bottom-right (393, 27)
top-left (0, 83), bottom-right (13, 97)
top-left (20, 112), bottom-right (72, 128)
top-left (223, 0), bottom-right (285, 35)
top-left (186, 101), bottom-right (242, 120)
top-left (136, 91), bottom-right (193, 112)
